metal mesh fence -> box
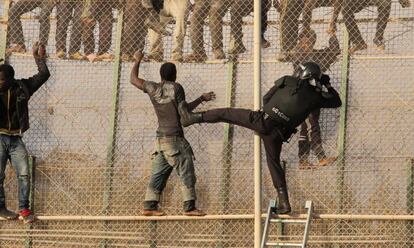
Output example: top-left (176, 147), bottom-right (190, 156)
top-left (0, 0), bottom-right (413, 247)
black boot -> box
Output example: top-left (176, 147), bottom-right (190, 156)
top-left (178, 101), bottom-right (203, 127)
top-left (0, 206), bottom-right (19, 220)
top-left (275, 188), bottom-right (291, 214)
top-left (183, 200), bottom-right (196, 212)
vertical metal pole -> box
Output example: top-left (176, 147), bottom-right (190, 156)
top-left (25, 156), bottom-right (36, 248)
top-left (407, 158), bottom-right (414, 248)
top-left (337, 27), bottom-right (350, 212)
top-left (0, 0), bottom-right (11, 61)
top-left (253, 0), bottom-right (262, 247)
top-left (221, 57), bottom-right (237, 209)
top-left (100, 9), bottom-right (124, 248)
top-left (335, 27), bottom-right (351, 248)
top-left (276, 161), bottom-right (287, 248)
top-left (217, 56), bottom-right (237, 248)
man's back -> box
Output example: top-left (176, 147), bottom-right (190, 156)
top-left (143, 80), bottom-right (185, 136)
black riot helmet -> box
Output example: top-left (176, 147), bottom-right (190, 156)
top-left (299, 62), bottom-right (322, 81)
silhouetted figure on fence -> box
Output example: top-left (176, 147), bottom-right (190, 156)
top-left (130, 52), bottom-right (215, 216)
top-left (0, 43), bottom-right (50, 223)
top-left (7, 0), bottom-right (55, 54)
top-left (208, 0), bottom-right (272, 60)
top-left (288, 29), bottom-right (341, 169)
top-left (146, 0), bottom-right (190, 62)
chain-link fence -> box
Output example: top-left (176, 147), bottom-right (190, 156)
top-left (0, 0), bottom-right (413, 247)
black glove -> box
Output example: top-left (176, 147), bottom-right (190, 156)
top-left (320, 74), bottom-right (331, 87)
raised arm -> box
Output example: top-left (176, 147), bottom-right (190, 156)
top-left (130, 51), bottom-right (145, 91)
top-left (188, 92), bottom-right (216, 111)
top-left (319, 74), bottom-right (342, 108)
top-left (24, 42), bottom-right (50, 96)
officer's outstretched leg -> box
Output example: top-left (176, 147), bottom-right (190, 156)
top-left (179, 102), bottom-right (266, 133)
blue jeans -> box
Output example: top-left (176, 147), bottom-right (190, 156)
top-left (145, 136), bottom-right (197, 203)
top-left (0, 134), bottom-right (30, 210)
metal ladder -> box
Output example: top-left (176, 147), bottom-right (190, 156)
top-left (261, 200), bottom-right (313, 248)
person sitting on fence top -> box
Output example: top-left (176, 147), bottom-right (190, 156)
top-left (130, 51), bottom-right (215, 216)
top-left (54, 0), bottom-right (93, 60)
top-left (183, 0), bottom-right (213, 63)
top-left (0, 42), bottom-right (50, 223)
top-left (207, 0), bottom-right (272, 60)
top-left (142, 0), bottom-right (171, 36)
top-left (81, 0), bottom-right (123, 62)
top-left (6, 0), bottom-right (55, 55)
top-left (288, 29), bottom-right (341, 169)
top-left (144, 0), bottom-right (190, 62)
top-left (177, 62), bottom-right (342, 214)
top-left (120, 0), bottom-right (150, 62)
top-left (341, 0), bottom-right (411, 54)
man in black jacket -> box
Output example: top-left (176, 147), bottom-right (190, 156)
top-left (130, 52), bottom-right (215, 216)
top-left (178, 62), bottom-right (341, 213)
top-left (0, 42), bottom-right (50, 223)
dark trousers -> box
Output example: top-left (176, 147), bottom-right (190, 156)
top-left (203, 108), bottom-right (287, 190)
top-left (209, 0), bottom-right (271, 51)
top-left (121, 0), bottom-right (148, 56)
top-left (84, 0), bottom-right (119, 55)
top-left (189, 0), bottom-right (211, 54)
top-left (8, 0), bottom-right (55, 46)
top-left (298, 109), bottom-right (326, 162)
top-left (230, 0), bottom-right (271, 44)
top-left (343, 0), bottom-right (391, 46)
top-left (56, 1), bottom-right (88, 54)
top-left (279, 0), bottom-right (303, 53)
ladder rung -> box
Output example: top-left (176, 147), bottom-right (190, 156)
top-left (265, 241), bottom-right (303, 247)
top-left (270, 219), bottom-right (307, 224)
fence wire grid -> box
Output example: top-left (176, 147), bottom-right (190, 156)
top-left (0, 0), bottom-right (414, 247)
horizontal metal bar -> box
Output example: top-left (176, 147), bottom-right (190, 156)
top-left (2, 213), bottom-right (414, 221)
top-left (270, 219), bottom-right (307, 223)
top-left (1, 215), bottom-right (256, 221)
top-left (266, 242), bottom-right (302, 246)
top-left (3, 15), bottom-right (413, 26)
top-left (270, 214), bottom-right (414, 220)
top-left (237, 56), bottom-right (414, 64)
top-left (7, 49), bottom-right (414, 64)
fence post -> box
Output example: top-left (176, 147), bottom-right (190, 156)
top-left (335, 27), bottom-right (351, 248)
top-left (217, 55), bottom-right (238, 247)
top-left (100, 8), bottom-right (124, 248)
top-left (407, 158), bottom-right (414, 248)
top-left (253, 0), bottom-right (262, 247)
top-left (275, 161), bottom-right (287, 248)
top-left (24, 156), bottom-right (36, 248)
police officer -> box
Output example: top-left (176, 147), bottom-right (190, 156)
top-left (178, 62), bottom-right (342, 213)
